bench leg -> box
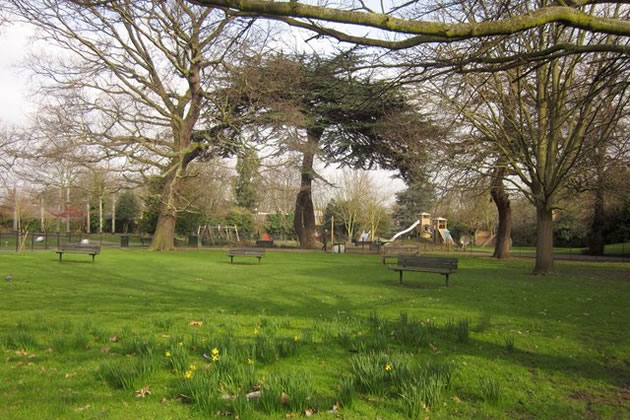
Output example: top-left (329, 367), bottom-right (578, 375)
top-left (91, 254), bottom-right (95, 263)
top-left (258, 257), bottom-right (261, 264)
top-left (399, 270), bottom-right (403, 284)
top-left (59, 253), bottom-right (63, 262)
top-left (445, 274), bottom-right (449, 287)
top-left (230, 256), bottom-right (234, 264)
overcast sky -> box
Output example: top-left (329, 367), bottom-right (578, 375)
top-left (0, 19), bottom-right (406, 199)
top-left (0, 23), bottom-right (30, 124)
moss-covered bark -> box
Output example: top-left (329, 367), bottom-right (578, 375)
top-left (491, 167), bottom-right (512, 259)
top-left (533, 205), bottom-right (554, 275)
top-left (190, 0), bottom-right (630, 49)
top-left (294, 129), bottom-right (320, 249)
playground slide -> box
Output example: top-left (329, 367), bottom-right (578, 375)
top-left (438, 229), bottom-right (456, 246)
top-left (477, 234), bottom-right (496, 247)
top-left (385, 220), bottom-right (421, 243)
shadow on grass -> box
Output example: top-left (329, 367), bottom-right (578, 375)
top-left (5, 251), bottom-right (629, 391)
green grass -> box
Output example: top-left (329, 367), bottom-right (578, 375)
top-left (603, 242), bottom-right (630, 256)
top-left (0, 249), bottom-right (629, 419)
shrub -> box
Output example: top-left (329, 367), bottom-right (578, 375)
top-left (98, 357), bottom-right (156, 390)
top-left (260, 372), bottom-right (312, 414)
top-left (504, 335), bottom-right (515, 352)
top-left (337, 376), bottom-right (356, 408)
top-left (480, 376), bottom-right (502, 403)
top-left (5, 330), bottom-right (37, 351)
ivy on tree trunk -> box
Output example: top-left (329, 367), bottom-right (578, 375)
top-left (491, 166), bottom-right (512, 259)
top-left (294, 128), bottom-right (320, 249)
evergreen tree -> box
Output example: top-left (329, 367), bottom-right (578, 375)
top-left (234, 149), bottom-right (261, 211)
top-left (392, 182), bottom-right (435, 232)
top-left (116, 190), bottom-right (139, 233)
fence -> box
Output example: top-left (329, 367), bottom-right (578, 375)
top-left (0, 231), bottom-right (255, 251)
top-left (0, 232), bottom-right (153, 251)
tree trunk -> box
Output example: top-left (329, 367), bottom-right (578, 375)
top-left (587, 145), bottom-right (606, 255)
top-left (533, 204), bottom-right (554, 274)
top-left (587, 188), bottom-right (605, 255)
top-left (490, 167), bottom-right (512, 258)
top-left (149, 171), bottom-right (182, 251)
top-left (294, 128), bottom-right (320, 249)
top-left (150, 208), bottom-right (176, 251)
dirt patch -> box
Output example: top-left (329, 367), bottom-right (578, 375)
top-left (568, 386), bottom-right (630, 408)
top-left (616, 385), bottom-right (630, 402)
top-left (567, 390), bottom-right (596, 402)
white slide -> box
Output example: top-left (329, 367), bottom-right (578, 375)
top-left (384, 220), bottom-right (421, 243)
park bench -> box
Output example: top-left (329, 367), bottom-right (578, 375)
top-left (388, 255), bottom-right (458, 287)
top-left (381, 245), bottom-right (419, 264)
top-left (228, 248), bottom-right (265, 264)
top-left (55, 244), bottom-right (101, 263)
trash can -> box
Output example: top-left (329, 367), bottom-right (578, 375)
top-left (332, 242), bottom-right (345, 253)
top-left (188, 235), bottom-right (200, 248)
top-left (120, 235), bottom-right (129, 248)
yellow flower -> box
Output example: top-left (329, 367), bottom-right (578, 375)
top-left (254, 328), bottom-right (259, 335)
top-left (165, 351), bottom-right (171, 358)
top-left (212, 355), bottom-right (219, 362)
top-left (178, 342), bottom-right (183, 347)
top-left (294, 336), bottom-right (300, 342)
top-left (189, 364), bottom-right (197, 371)
top-left (385, 364), bottom-right (392, 371)
top-left (184, 370), bottom-right (193, 379)
top-left (211, 347), bottom-right (219, 355)
top-left (247, 358), bottom-right (254, 365)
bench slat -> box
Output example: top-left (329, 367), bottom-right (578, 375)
top-left (388, 256), bottom-right (458, 286)
top-left (228, 248), bottom-right (265, 263)
top-left (55, 244), bottom-right (101, 263)
top-left (381, 247), bottom-right (419, 264)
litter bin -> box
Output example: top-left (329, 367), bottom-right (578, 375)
top-left (332, 242), bottom-right (346, 253)
top-left (188, 235), bottom-right (200, 248)
top-left (120, 235), bottom-right (129, 248)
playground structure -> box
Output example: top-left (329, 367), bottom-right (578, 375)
top-left (475, 231), bottom-right (497, 247)
top-left (197, 224), bottom-right (240, 245)
top-left (385, 212), bottom-right (456, 246)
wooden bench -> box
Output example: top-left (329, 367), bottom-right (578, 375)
top-left (381, 246), bottom-right (419, 264)
top-left (388, 255), bottom-right (458, 286)
top-left (228, 248), bottom-right (265, 264)
top-left (56, 244), bottom-right (101, 263)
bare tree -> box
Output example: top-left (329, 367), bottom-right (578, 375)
top-left (330, 169), bottom-right (373, 241)
top-left (189, 0), bottom-right (630, 66)
top-left (0, 123), bottom-right (20, 187)
top-left (258, 156), bottom-right (301, 214)
top-left (9, 0), bottom-right (260, 250)
top-left (434, 24), bottom-right (630, 273)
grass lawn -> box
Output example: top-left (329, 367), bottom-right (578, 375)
top-left (604, 242), bottom-right (630, 256)
top-left (1, 249), bottom-right (629, 419)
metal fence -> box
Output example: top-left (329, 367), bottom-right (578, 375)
top-left (0, 231), bottom-right (257, 251)
top-left (0, 232), bottom-right (153, 251)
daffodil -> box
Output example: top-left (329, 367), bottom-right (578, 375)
top-left (184, 370), bottom-right (193, 379)
top-left (254, 328), bottom-right (260, 335)
top-left (212, 355), bottom-right (219, 362)
top-left (165, 351), bottom-right (171, 357)
top-left (385, 364), bottom-right (392, 371)
top-left (293, 336), bottom-right (300, 342)
top-left (211, 347), bottom-right (219, 355)
top-left (189, 364), bottom-right (197, 371)
top-left (247, 358), bottom-right (254, 365)
top-left (178, 341), bottom-right (183, 347)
